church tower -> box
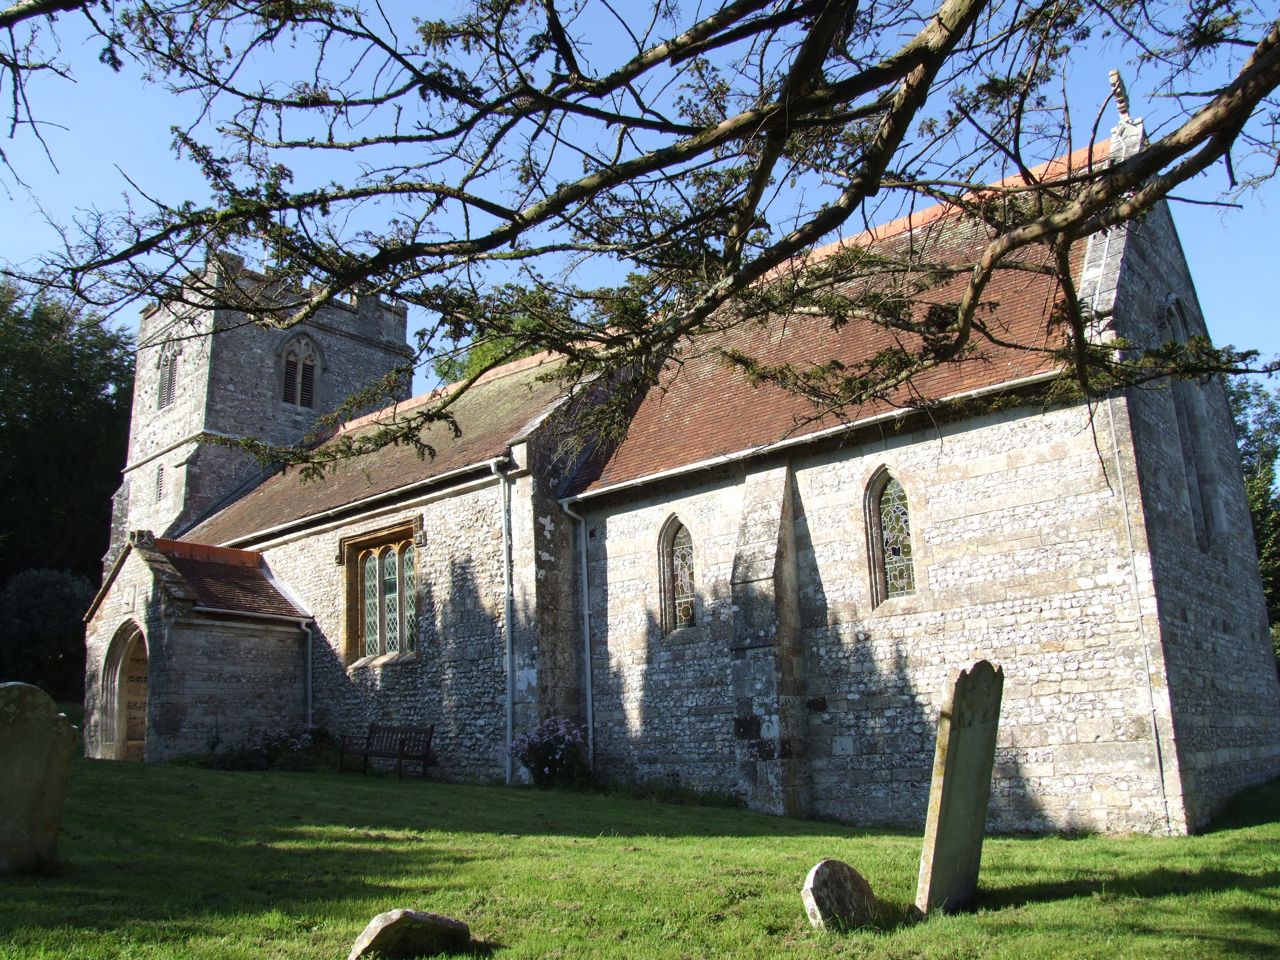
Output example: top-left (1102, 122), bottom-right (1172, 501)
top-left (104, 256), bottom-right (412, 568)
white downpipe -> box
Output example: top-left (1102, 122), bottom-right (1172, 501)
top-left (559, 499), bottom-right (594, 764)
top-left (491, 460), bottom-right (515, 784)
top-left (301, 620), bottom-right (314, 728)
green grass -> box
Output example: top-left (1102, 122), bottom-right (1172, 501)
top-left (3, 758), bottom-right (1278, 959)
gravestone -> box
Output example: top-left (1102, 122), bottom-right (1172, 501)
top-left (347, 908), bottom-right (471, 959)
top-left (0, 683), bottom-right (77, 873)
top-left (915, 660), bottom-right (1004, 915)
top-left (801, 858), bottom-right (878, 930)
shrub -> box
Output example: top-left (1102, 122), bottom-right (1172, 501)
top-left (509, 717), bottom-right (590, 788)
top-left (202, 726), bottom-right (336, 772)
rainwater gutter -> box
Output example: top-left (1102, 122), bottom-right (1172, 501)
top-left (563, 369), bottom-right (1063, 505)
top-left (558, 499), bottom-right (594, 764)
top-left (491, 459), bottom-right (516, 785)
top-left (220, 459), bottom-right (504, 549)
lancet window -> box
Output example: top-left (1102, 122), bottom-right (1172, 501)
top-left (660, 516), bottom-right (697, 633)
top-left (869, 471), bottom-right (916, 605)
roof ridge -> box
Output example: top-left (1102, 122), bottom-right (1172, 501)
top-left (799, 140), bottom-right (1112, 269)
top-left (336, 350), bottom-right (560, 436)
top-left (152, 537), bottom-right (262, 567)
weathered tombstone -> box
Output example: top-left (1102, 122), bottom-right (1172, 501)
top-left (801, 858), bottom-right (878, 930)
top-left (347, 908), bottom-right (471, 960)
top-left (915, 660), bottom-right (1004, 915)
top-left (0, 683), bottom-right (77, 873)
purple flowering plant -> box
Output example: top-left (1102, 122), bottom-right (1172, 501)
top-left (509, 717), bottom-right (590, 788)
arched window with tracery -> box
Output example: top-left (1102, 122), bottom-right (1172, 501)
top-left (659, 516), bottom-right (697, 633)
top-left (282, 337), bottom-right (319, 407)
top-left (868, 470), bottom-right (916, 605)
top-left (357, 534), bottom-right (418, 659)
top-left (157, 344), bottom-right (178, 410)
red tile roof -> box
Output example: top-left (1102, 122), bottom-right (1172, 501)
top-left (576, 146), bottom-right (1108, 495)
top-left (186, 353), bottom-right (566, 545)
top-left (150, 538), bottom-right (306, 619)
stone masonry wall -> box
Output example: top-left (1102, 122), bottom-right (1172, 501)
top-left (1111, 201), bottom-right (1280, 828)
top-left (259, 480), bottom-right (512, 781)
top-left (581, 400), bottom-right (1186, 834)
top-left (85, 550), bottom-right (166, 758)
top-left (107, 266), bottom-right (411, 564)
top-left (84, 549), bottom-right (305, 761)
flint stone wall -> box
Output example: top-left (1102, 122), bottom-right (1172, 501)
top-left (108, 275), bottom-right (410, 565)
top-left (582, 399), bottom-right (1188, 834)
top-left (84, 547), bottom-right (305, 761)
top-left (1111, 202), bottom-right (1280, 828)
top-left (258, 480), bottom-right (515, 781)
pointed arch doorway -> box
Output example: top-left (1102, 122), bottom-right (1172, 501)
top-left (104, 621), bottom-right (148, 761)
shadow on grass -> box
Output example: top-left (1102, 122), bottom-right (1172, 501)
top-left (0, 755), bottom-right (916, 943)
top-left (976, 864), bottom-right (1280, 912)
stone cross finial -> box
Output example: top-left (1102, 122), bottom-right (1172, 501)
top-left (1109, 69), bottom-right (1131, 122)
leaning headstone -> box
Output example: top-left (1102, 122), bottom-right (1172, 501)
top-left (347, 908), bottom-right (471, 960)
top-left (0, 683), bottom-right (77, 873)
top-left (801, 858), bottom-right (878, 930)
top-left (915, 660), bottom-right (1004, 915)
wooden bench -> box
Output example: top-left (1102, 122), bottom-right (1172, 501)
top-left (338, 722), bottom-right (436, 779)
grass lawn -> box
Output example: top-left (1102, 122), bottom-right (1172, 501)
top-left (2, 758), bottom-right (1278, 959)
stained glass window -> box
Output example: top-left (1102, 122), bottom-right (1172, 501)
top-left (362, 553), bottom-right (379, 656)
top-left (402, 545), bottom-right (417, 652)
top-left (671, 523), bottom-right (696, 628)
top-left (382, 549), bottom-right (400, 654)
top-left (879, 476), bottom-right (915, 598)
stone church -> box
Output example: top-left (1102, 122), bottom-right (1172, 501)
top-left (83, 119), bottom-right (1280, 834)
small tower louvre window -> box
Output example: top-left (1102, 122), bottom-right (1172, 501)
top-left (155, 465), bottom-right (165, 502)
top-left (299, 360), bottom-right (315, 407)
top-left (157, 345), bottom-right (178, 410)
top-left (282, 337), bottom-right (319, 408)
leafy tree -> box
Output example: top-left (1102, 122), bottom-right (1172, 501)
top-left (3, 2), bottom-right (1280, 465)
top-left (0, 283), bottom-right (134, 585)
top-left (1225, 377), bottom-right (1280, 668)
top-left (0, 568), bottom-right (96, 700)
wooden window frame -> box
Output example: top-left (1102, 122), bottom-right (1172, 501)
top-left (338, 520), bottom-right (422, 663)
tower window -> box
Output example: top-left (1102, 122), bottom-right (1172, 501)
top-left (155, 465), bottom-right (165, 502)
top-left (157, 345), bottom-right (178, 410)
top-left (283, 337), bottom-right (319, 407)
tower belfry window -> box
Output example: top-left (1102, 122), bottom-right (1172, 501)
top-left (283, 338), bottom-right (319, 407)
top-left (157, 345), bottom-right (178, 410)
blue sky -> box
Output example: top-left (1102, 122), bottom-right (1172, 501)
top-left (2, 16), bottom-right (1277, 395)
